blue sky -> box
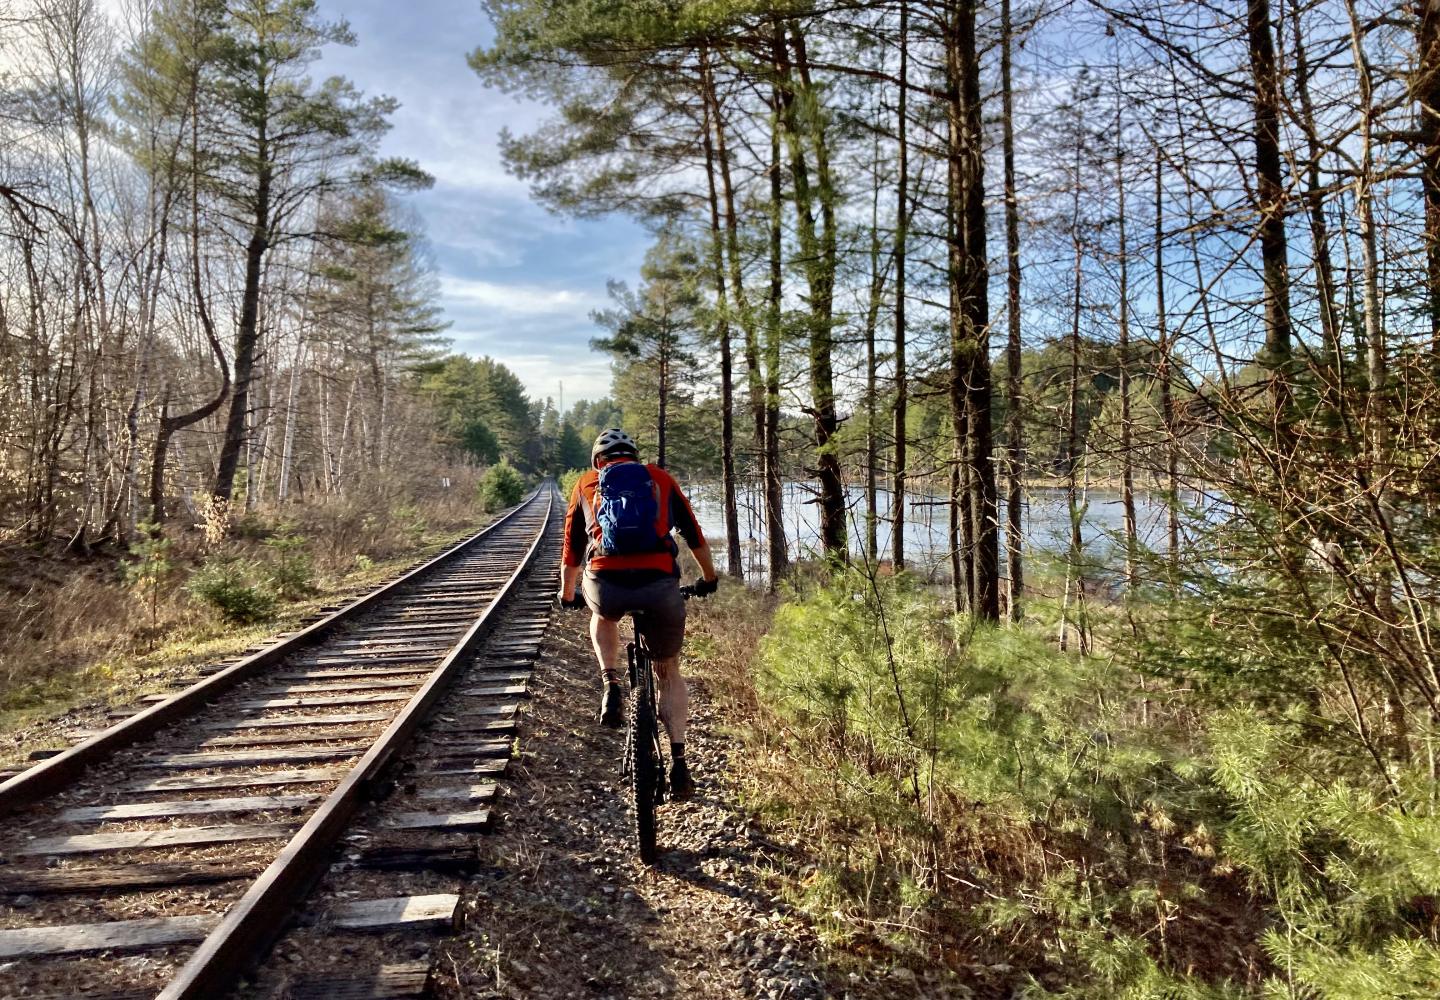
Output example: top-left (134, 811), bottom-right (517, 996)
top-left (317, 0), bottom-right (646, 406)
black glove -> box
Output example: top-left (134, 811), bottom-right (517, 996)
top-left (558, 593), bottom-right (586, 611)
top-left (692, 577), bottom-right (718, 598)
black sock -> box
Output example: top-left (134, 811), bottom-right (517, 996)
top-left (671, 741), bottom-right (685, 761)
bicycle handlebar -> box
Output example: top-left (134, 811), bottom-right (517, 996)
top-left (558, 580), bottom-right (713, 610)
top-left (681, 580), bottom-right (718, 600)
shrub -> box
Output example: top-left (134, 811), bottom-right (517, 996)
top-left (558, 467), bottom-right (588, 499)
top-left (752, 567), bottom-right (1234, 989)
top-left (122, 522), bottom-right (174, 630)
top-left (262, 528), bottom-right (315, 600)
top-left (188, 558), bottom-right (276, 624)
top-left (392, 504), bottom-right (428, 548)
top-left (194, 494), bottom-right (230, 547)
top-left (478, 461), bottom-right (526, 513)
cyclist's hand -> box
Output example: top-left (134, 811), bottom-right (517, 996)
top-left (557, 592), bottom-right (586, 611)
top-left (692, 577), bottom-right (718, 598)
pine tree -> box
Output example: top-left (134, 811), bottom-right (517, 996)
top-left (200, 0), bottom-right (415, 508)
top-left (590, 232), bottom-right (702, 469)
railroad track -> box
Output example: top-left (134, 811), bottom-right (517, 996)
top-left (0, 484), bottom-right (560, 999)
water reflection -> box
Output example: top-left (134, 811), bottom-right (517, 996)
top-left (685, 481), bottom-right (1185, 581)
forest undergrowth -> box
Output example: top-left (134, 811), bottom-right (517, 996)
top-left (0, 470), bottom-right (490, 739)
top-left (691, 562), bottom-right (1440, 999)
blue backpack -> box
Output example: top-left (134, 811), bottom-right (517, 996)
top-left (595, 462), bottom-right (664, 555)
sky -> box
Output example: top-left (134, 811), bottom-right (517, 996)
top-left (314, 0), bottom-right (647, 407)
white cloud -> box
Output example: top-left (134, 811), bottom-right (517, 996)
top-left (439, 276), bottom-right (607, 318)
top-left (309, 1), bottom-right (648, 409)
top-left (81, 0), bottom-right (642, 407)
top-left (475, 352), bottom-right (613, 406)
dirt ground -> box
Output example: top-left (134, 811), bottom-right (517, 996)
top-left (432, 605), bottom-right (870, 1000)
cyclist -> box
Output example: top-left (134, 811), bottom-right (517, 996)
top-left (557, 429), bottom-right (718, 800)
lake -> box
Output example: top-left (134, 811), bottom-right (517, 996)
top-left (684, 481), bottom-right (1184, 581)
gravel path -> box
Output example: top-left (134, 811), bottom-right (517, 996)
top-left (433, 605), bottom-right (835, 1000)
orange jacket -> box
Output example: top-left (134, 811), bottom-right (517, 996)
top-left (562, 460), bottom-right (705, 574)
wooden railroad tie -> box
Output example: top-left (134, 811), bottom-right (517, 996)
top-left (139, 744), bottom-right (369, 769)
top-left (457, 683), bottom-right (529, 698)
top-left (0, 913), bottom-right (216, 959)
top-left (287, 960), bottom-right (434, 1000)
top-left (0, 896), bottom-right (460, 960)
top-left (199, 712), bottom-right (390, 732)
top-left (202, 729), bottom-right (379, 749)
top-left (59, 793), bottom-right (319, 823)
top-left (326, 893), bottom-right (463, 933)
top-left (350, 844), bottom-right (481, 875)
top-left (432, 717), bottom-right (515, 735)
top-left (232, 692), bottom-right (412, 710)
top-left (0, 859), bottom-right (263, 896)
top-left (434, 701), bottom-right (518, 718)
top-left (124, 767), bottom-right (345, 794)
top-left (410, 759), bottom-right (507, 780)
top-left (382, 809), bottom-right (492, 832)
top-left (415, 783), bottom-right (496, 801)
top-left (17, 821), bottom-right (298, 857)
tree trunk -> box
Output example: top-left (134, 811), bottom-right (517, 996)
top-left (705, 58), bottom-right (763, 438)
top-left (657, 328), bottom-right (669, 469)
top-left (333, 374), bottom-right (359, 493)
top-left (1417, 0), bottom-right (1440, 348)
top-left (250, 370), bottom-right (275, 510)
top-left (777, 23), bottom-right (845, 559)
top-left (1001, 0), bottom-right (1024, 620)
top-left (367, 286), bottom-right (386, 471)
top-left (150, 104), bottom-right (231, 524)
top-left (1290, 3), bottom-right (1343, 368)
top-left (949, 0), bottom-right (997, 619)
top-left (1061, 143), bottom-right (1085, 651)
top-left (214, 120), bottom-right (271, 504)
top-left (947, 13), bottom-right (968, 614)
top-left (892, 0), bottom-right (910, 574)
top-left (1347, 0), bottom-right (1415, 758)
top-left (277, 340), bottom-right (303, 503)
top-left (1345, 4), bottom-right (1386, 451)
top-left (1115, 92), bottom-right (1137, 590)
top-left (150, 390), bottom-right (173, 524)
top-left (67, 363), bottom-right (99, 554)
top-left (1248, 0), bottom-right (1293, 374)
top-left (709, 58), bottom-right (768, 576)
top-left (949, 461), bottom-right (966, 614)
top-left (699, 47), bottom-right (743, 580)
top-left (105, 158), bottom-right (174, 539)
top-left (1155, 155), bottom-right (1180, 584)
top-left (863, 168), bottom-right (885, 567)
top-left (765, 81), bottom-right (790, 586)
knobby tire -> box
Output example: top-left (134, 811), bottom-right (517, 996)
top-left (631, 685), bottom-right (659, 865)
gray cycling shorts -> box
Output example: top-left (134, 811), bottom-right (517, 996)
top-left (581, 572), bottom-right (687, 658)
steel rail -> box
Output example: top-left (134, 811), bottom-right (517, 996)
top-left (0, 488), bottom-right (547, 817)
top-left (157, 482), bottom-right (558, 1000)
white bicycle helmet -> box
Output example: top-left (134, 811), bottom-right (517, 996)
top-left (591, 428), bottom-right (639, 467)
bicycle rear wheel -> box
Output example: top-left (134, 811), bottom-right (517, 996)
top-left (631, 685), bottom-right (659, 864)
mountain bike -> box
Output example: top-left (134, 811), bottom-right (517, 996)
top-left (623, 584), bottom-right (698, 864)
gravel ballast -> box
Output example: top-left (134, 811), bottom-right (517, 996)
top-left (437, 604), bottom-right (836, 1000)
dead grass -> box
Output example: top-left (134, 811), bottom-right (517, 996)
top-left (0, 483), bottom-right (492, 757)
